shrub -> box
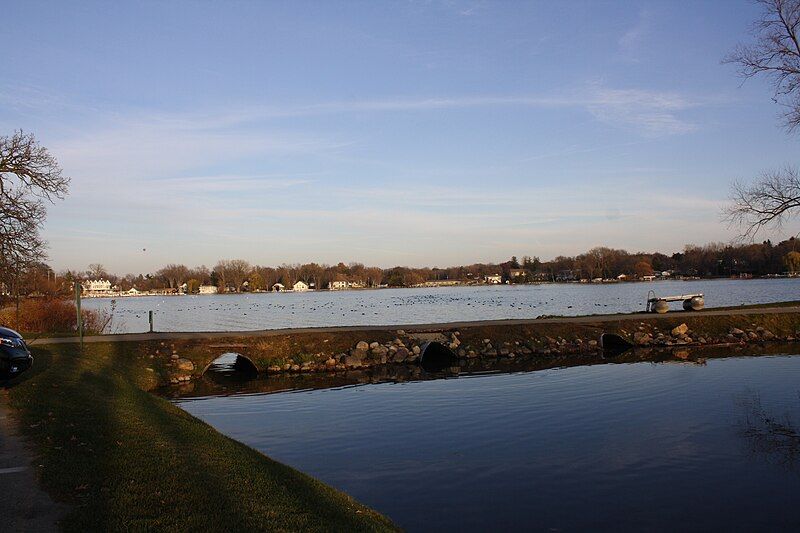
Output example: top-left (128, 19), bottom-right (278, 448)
top-left (0, 298), bottom-right (113, 335)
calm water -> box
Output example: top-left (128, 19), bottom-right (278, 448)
top-left (177, 353), bottom-right (800, 531)
top-left (85, 278), bottom-right (799, 333)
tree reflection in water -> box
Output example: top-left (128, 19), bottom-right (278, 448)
top-left (737, 390), bottom-right (800, 472)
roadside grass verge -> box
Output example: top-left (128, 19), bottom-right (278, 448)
top-left (5, 343), bottom-right (396, 532)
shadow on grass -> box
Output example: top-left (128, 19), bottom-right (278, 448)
top-left (8, 342), bottom-right (395, 532)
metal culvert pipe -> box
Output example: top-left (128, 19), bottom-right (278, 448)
top-left (419, 341), bottom-right (457, 371)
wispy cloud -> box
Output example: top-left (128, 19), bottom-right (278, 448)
top-left (618, 7), bottom-right (652, 62)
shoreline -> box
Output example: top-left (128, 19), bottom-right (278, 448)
top-left (31, 303), bottom-right (800, 346)
top-left (8, 308), bottom-right (800, 530)
top-left (75, 275), bottom-right (800, 299)
top-left (40, 305), bottom-right (797, 386)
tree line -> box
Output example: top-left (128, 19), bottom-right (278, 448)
top-left (7, 238), bottom-right (799, 298)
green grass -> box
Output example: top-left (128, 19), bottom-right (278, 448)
top-left (6, 343), bottom-right (396, 532)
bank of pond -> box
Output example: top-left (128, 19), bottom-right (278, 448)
top-left (176, 343), bottom-right (800, 531)
top-left (6, 311), bottom-right (800, 531)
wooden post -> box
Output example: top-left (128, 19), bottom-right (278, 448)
top-left (74, 282), bottom-right (83, 351)
top-left (149, 310), bottom-right (154, 333)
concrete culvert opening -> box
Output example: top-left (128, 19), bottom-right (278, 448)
top-left (203, 352), bottom-right (259, 379)
top-left (419, 341), bottom-right (457, 371)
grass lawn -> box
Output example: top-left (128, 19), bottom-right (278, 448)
top-left (5, 343), bottom-right (396, 532)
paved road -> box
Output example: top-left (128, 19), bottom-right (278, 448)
top-left (29, 306), bottom-right (800, 345)
top-left (0, 394), bottom-right (66, 532)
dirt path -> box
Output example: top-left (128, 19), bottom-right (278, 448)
top-left (28, 305), bottom-right (800, 345)
top-left (0, 394), bottom-right (66, 532)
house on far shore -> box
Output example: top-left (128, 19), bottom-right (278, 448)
top-left (617, 274), bottom-right (628, 281)
top-left (509, 269), bottom-right (526, 278)
top-left (293, 280), bottom-right (309, 292)
top-left (82, 279), bottom-right (113, 296)
top-left (329, 280), bottom-right (349, 290)
top-left (126, 287), bottom-right (140, 296)
top-left (272, 283), bottom-right (285, 292)
top-left (485, 274), bottom-right (502, 284)
top-left (642, 275), bottom-right (656, 281)
top-left (199, 285), bottom-right (218, 294)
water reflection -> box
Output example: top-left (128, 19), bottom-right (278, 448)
top-left (175, 345), bottom-right (800, 531)
top-left (737, 390), bottom-right (800, 473)
top-left (165, 343), bottom-right (799, 400)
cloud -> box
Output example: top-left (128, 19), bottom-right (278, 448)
top-left (618, 8), bottom-right (652, 62)
top-left (584, 86), bottom-right (698, 135)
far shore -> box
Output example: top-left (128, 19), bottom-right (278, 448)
top-left (77, 275), bottom-right (800, 299)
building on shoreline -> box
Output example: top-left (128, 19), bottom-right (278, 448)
top-left (82, 279), bottom-right (114, 297)
top-left (293, 281), bottom-right (309, 292)
top-left (199, 285), bottom-right (218, 294)
top-left (485, 274), bottom-right (502, 284)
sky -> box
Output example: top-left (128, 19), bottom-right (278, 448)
top-left (2, 0), bottom-right (799, 274)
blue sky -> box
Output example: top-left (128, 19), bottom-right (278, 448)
top-left (2, 0), bottom-right (799, 273)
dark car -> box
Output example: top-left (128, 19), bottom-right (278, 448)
top-left (0, 327), bottom-right (33, 378)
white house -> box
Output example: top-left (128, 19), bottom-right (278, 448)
top-left (272, 283), bottom-right (285, 292)
top-left (199, 285), bottom-right (218, 294)
top-left (329, 280), bottom-right (349, 290)
top-left (126, 287), bottom-right (140, 295)
top-left (82, 279), bottom-right (112, 295)
top-left (485, 274), bottom-right (502, 284)
top-left (293, 281), bottom-right (309, 292)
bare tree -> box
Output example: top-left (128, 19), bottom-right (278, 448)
top-left (725, 166), bottom-right (800, 238)
top-left (725, 0), bottom-right (800, 131)
top-left (214, 259), bottom-right (251, 292)
top-left (0, 131), bottom-right (69, 313)
top-left (87, 263), bottom-right (108, 279)
top-left (724, 0), bottom-right (800, 237)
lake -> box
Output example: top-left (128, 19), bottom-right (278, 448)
top-left (176, 350), bottom-right (800, 531)
top-left (83, 278), bottom-right (799, 333)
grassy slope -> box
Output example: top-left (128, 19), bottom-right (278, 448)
top-left (6, 343), bottom-right (396, 532)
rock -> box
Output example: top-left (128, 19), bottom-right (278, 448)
top-left (170, 354), bottom-right (179, 360)
top-left (756, 326), bottom-right (765, 333)
top-left (671, 323), bottom-right (688, 337)
top-left (290, 364), bottom-right (300, 372)
top-left (397, 330), bottom-right (405, 335)
top-left (633, 332), bottom-right (652, 346)
top-left (763, 331), bottom-right (776, 340)
top-left (730, 327), bottom-right (745, 336)
top-left (748, 331), bottom-right (758, 340)
top-left (344, 355), bottom-right (361, 367)
top-left (483, 339), bottom-right (491, 344)
top-left (393, 348), bottom-right (409, 362)
top-left (176, 358), bottom-right (194, 372)
top-left (356, 341), bottom-right (369, 351)
top-left (588, 340), bottom-right (598, 347)
top-left (350, 347), bottom-right (368, 360)
top-left (371, 345), bottom-right (388, 357)
top-left (412, 345), bottom-right (421, 355)
top-left (369, 342), bottom-right (380, 350)
top-left (325, 358), bottom-right (337, 367)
